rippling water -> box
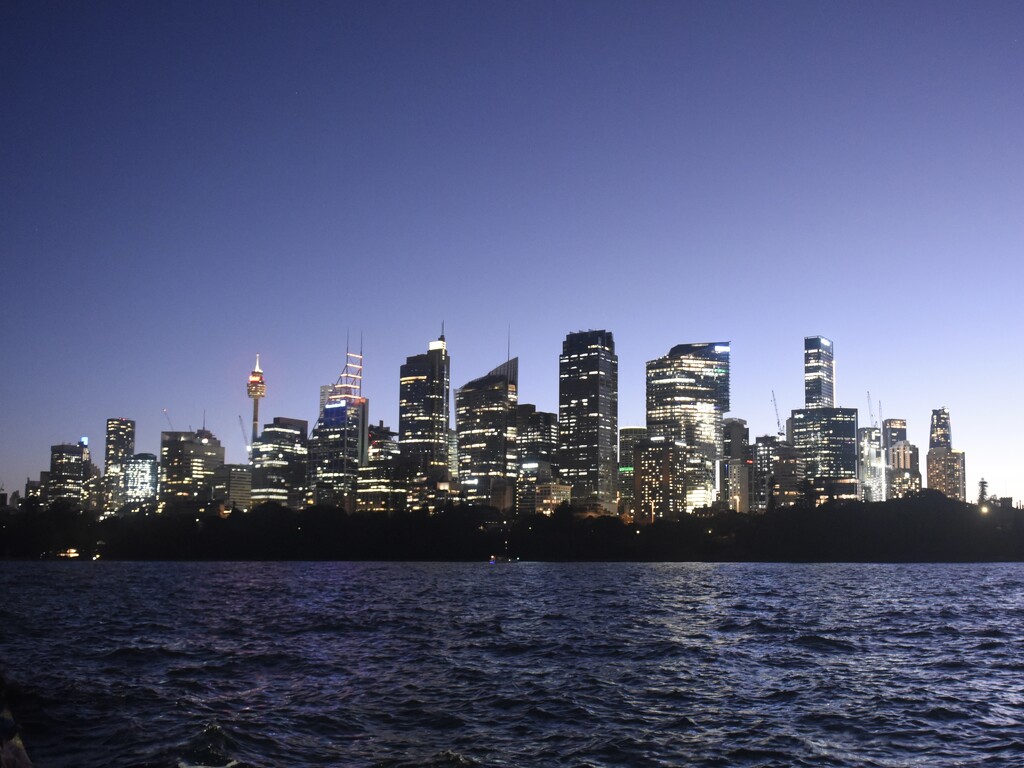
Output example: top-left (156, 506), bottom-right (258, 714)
top-left (2, 562), bottom-right (1024, 767)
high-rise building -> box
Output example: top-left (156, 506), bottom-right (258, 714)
top-left (247, 355), bottom-right (266, 446)
top-left (309, 350), bottom-right (368, 511)
top-left (618, 426), bottom-right (647, 516)
top-left (159, 430), bottom-right (226, 509)
top-left (751, 436), bottom-right (803, 511)
top-left (646, 342), bottom-right (730, 513)
top-left (456, 358), bottom-right (518, 511)
top-left (722, 418), bottom-right (750, 512)
top-left (882, 418), bottom-right (907, 452)
top-left (858, 426), bottom-right (885, 503)
top-left (926, 407), bottom-right (966, 502)
top-left (104, 418), bottom-right (136, 513)
top-left (791, 407), bottom-right (859, 504)
top-left (124, 453), bottom-right (158, 506)
top-left (48, 440), bottom-right (91, 505)
top-left (888, 439), bottom-right (922, 498)
top-left (634, 437), bottom-right (689, 524)
top-left (357, 421), bottom-right (408, 514)
top-left (399, 334), bottom-right (451, 476)
top-left (516, 404), bottom-right (559, 512)
top-left (251, 417), bottom-right (309, 508)
top-left (804, 336), bottom-right (835, 408)
top-left (558, 330), bottom-right (618, 512)
top-left (212, 464), bottom-right (252, 513)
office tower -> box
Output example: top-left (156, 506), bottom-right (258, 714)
top-left (751, 436), bottom-right (803, 511)
top-left (634, 437), bottom-right (689, 524)
top-left (455, 358), bottom-right (518, 511)
top-left (888, 440), bottom-right (922, 498)
top-left (309, 350), bottom-right (369, 511)
top-left (48, 440), bottom-right (91, 505)
top-left (357, 422), bottom-right (408, 514)
top-left (926, 407), bottom-right (966, 502)
top-left (247, 355), bottom-right (266, 446)
top-left (882, 418), bottom-right (907, 451)
top-left (251, 417), bottom-right (309, 508)
top-left (558, 330), bottom-right (618, 512)
top-left (399, 334), bottom-right (452, 511)
top-left (722, 418), bottom-right (750, 512)
top-left (646, 342), bottom-right (730, 513)
top-left (212, 464), bottom-right (252, 513)
top-left (159, 430), bottom-right (226, 510)
top-left (929, 408), bottom-right (952, 450)
top-left (103, 418), bottom-right (136, 513)
top-left (791, 407), bottom-right (859, 503)
top-left (618, 426), bottom-right (648, 516)
top-left (804, 336), bottom-right (835, 408)
top-left (124, 453), bottom-right (159, 505)
top-left (516, 404), bottom-right (559, 512)
top-left (399, 334), bottom-right (451, 476)
top-left (858, 426), bottom-right (885, 503)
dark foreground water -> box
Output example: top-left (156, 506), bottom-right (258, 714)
top-left (2, 562), bottom-right (1024, 767)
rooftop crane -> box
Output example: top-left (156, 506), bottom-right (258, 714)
top-left (771, 391), bottom-right (785, 437)
top-left (867, 391), bottom-right (878, 428)
top-left (162, 408), bottom-right (175, 431)
top-left (238, 415), bottom-right (251, 455)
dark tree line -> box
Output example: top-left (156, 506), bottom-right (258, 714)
top-left (1, 491), bottom-right (1021, 562)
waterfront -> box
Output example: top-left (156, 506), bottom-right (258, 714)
top-left (2, 561), bottom-right (1023, 766)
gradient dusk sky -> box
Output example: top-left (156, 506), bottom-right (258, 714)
top-left (2, 1), bottom-right (1022, 502)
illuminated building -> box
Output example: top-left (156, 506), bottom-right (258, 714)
top-left (927, 407), bottom-right (966, 502)
top-left (722, 418), bottom-right (750, 512)
top-left (888, 439), bottom-right (922, 498)
top-left (646, 342), bottom-right (730, 513)
top-left (516, 404), bottom-right (559, 512)
top-left (633, 437), bottom-right (689, 524)
top-left (558, 330), bottom-right (618, 512)
top-left (618, 426), bottom-right (647, 516)
top-left (751, 436), bottom-right (803, 511)
top-left (103, 417), bottom-right (135, 513)
top-left (858, 426), bottom-right (885, 503)
top-left (357, 421), bottom-right (409, 514)
top-left (124, 453), bottom-right (158, 505)
top-left (212, 464), bottom-right (252, 513)
top-left (251, 417), bottom-right (308, 508)
top-left (455, 358), bottom-right (518, 511)
top-left (399, 334), bottom-right (451, 509)
top-left (308, 350), bottom-right (368, 511)
top-left (882, 418), bottom-right (907, 451)
top-left (804, 336), bottom-right (835, 408)
top-left (159, 430), bottom-right (226, 509)
top-left (791, 407), bottom-right (859, 504)
top-left (48, 440), bottom-right (91, 505)
top-left (247, 355), bottom-right (266, 446)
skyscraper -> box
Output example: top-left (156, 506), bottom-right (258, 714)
top-left (791, 407), bottom-right (859, 503)
top-left (308, 350), bottom-right (368, 511)
top-left (722, 418), bottom-right (750, 512)
top-left (646, 342), bottom-right (730, 513)
top-left (124, 453), bottom-right (158, 506)
top-left (247, 354), bottom-right (266, 446)
top-left (251, 417), bottom-right (309, 508)
top-left (357, 421), bottom-right (408, 514)
top-left (48, 440), bottom-right (91, 505)
top-left (159, 430), bottom-right (226, 510)
top-left (633, 437), bottom-right (689, 524)
top-left (888, 439), bottom-right (922, 498)
top-left (558, 330), bottom-right (618, 512)
top-left (455, 358), bottom-right (518, 511)
top-left (618, 426), bottom-right (648, 516)
top-left (926, 407), bottom-right (966, 502)
top-left (751, 435), bottom-right (803, 511)
top-left (858, 426), bottom-right (885, 503)
top-left (104, 417), bottom-right (136, 513)
top-left (399, 334), bottom-right (451, 508)
top-left (804, 336), bottom-right (835, 408)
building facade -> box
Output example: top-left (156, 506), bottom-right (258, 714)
top-left (646, 342), bottom-right (731, 513)
top-left (159, 430), bottom-right (226, 510)
top-left (926, 407), bottom-right (966, 502)
top-left (804, 335), bottom-right (835, 408)
top-left (455, 358), bottom-right (518, 511)
top-left (558, 330), bottom-right (618, 512)
top-left (251, 417), bottom-right (309, 508)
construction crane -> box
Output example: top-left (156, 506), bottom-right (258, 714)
top-left (867, 391), bottom-right (877, 428)
top-left (238, 415), bottom-right (251, 455)
top-left (162, 408), bottom-right (175, 431)
top-left (771, 391), bottom-right (785, 437)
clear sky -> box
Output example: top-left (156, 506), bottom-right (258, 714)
top-left (3, 1), bottom-right (1022, 502)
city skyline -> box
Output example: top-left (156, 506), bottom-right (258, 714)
top-left (3, 2), bottom-right (1022, 502)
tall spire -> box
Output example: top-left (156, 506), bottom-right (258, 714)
top-left (254, 353), bottom-right (262, 373)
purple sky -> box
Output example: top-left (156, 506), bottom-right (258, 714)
top-left (3, 1), bottom-right (1022, 502)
